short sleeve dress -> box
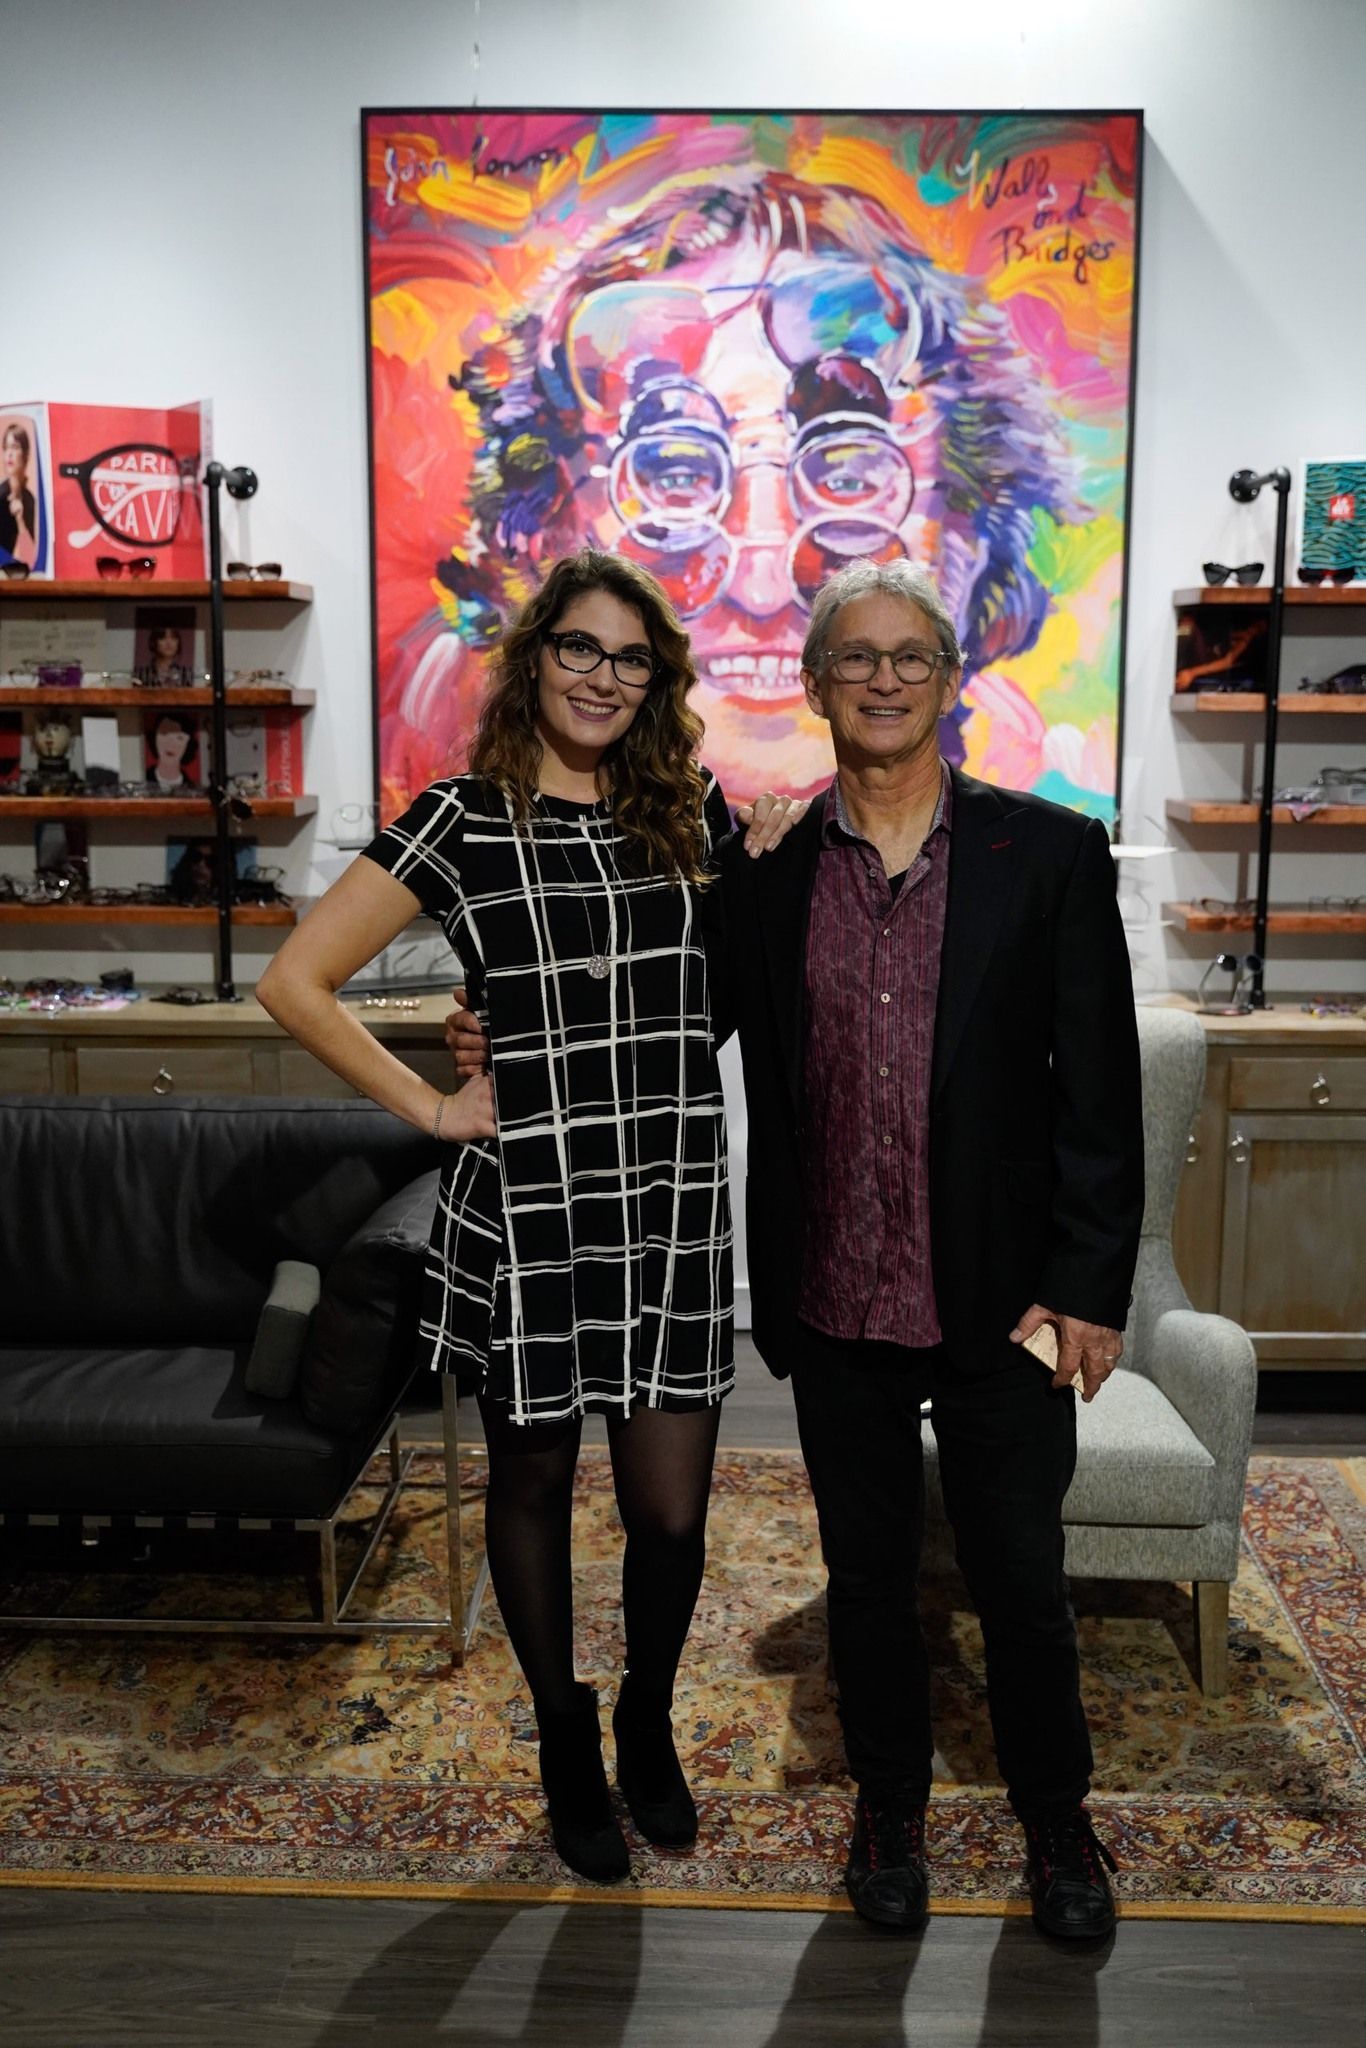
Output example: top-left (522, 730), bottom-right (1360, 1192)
top-left (363, 773), bottom-right (735, 1424)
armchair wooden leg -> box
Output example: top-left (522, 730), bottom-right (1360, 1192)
top-left (1193, 1580), bottom-right (1230, 1697)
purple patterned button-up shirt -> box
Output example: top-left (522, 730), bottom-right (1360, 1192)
top-left (798, 765), bottom-right (952, 1347)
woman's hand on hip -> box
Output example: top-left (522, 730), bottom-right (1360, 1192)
top-left (438, 1073), bottom-right (496, 1141)
top-left (444, 983), bottom-right (491, 1079)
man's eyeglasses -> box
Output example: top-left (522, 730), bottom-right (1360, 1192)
top-left (824, 644), bottom-right (953, 686)
top-left (544, 630), bottom-right (656, 690)
top-left (95, 555), bottom-right (157, 580)
top-left (225, 561), bottom-right (284, 581)
top-left (1202, 562), bottom-right (1264, 586)
top-left (1297, 565), bottom-right (1356, 586)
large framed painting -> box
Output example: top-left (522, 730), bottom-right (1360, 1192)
top-left (362, 109), bottom-right (1143, 821)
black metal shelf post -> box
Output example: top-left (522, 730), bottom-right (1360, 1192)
top-left (201, 460), bottom-right (258, 1002)
top-left (1228, 464), bottom-right (1291, 1009)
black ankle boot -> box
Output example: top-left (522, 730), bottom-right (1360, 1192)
top-left (1022, 1804), bottom-right (1118, 1938)
top-left (536, 1684), bottom-right (630, 1882)
top-left (612, 1674), bottom-right (697, 1848)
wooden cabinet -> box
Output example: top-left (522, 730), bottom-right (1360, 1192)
top-left (1172, 1007), bottom-right (1366, 1370)
top-left (0, 995), bottom-right (454, 1104)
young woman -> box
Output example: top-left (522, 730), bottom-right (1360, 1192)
top-left (258, 549), bottom-right (799, 1883)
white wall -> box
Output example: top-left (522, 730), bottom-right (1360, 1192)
top-left (6, 0), bottom-right (1366, 1012)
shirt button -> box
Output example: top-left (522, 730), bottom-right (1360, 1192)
top-left (882, 1133), bottom-right (893, 1145)
top-left (882, 928), bottom-right (892, 938)
top-left (878, 1064), bottom-right (890, 1077)
top-left (879, 991), bottom-right (891, 1004)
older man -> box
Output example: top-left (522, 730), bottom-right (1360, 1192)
top-left (714, 558), bottom-right (1142, 1937)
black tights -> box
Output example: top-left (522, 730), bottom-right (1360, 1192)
top-left (478, 1396), bottom-right (722, 1718)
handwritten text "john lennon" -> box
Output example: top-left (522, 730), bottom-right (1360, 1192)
top-left (384, 147), bottom-right (450, 205)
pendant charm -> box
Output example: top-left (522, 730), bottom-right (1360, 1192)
top-left (587, 954), bottom-right (611, 981)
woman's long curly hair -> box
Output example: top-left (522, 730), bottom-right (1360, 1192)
top-left (468, 550), bottom-right (709, 882)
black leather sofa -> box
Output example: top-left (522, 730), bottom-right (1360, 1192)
top-left (0, 1094), bottom-right (472, 1645)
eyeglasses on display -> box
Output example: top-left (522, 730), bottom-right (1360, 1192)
top-left (0, 561), bottom-right (32, 580)
top-left (59, 444), bottom-right (200, 551)
top-left (544, 630), bottom-right (656, 689)
top-left (1202, 562), bottom-right (1264, 586)
top-left (823, 644), bottom-right (952, 686)
top-left (225, 561), bottom-right (284, 581)
top-left (1308, 895), bottom-right (1366, 909)
top-left (1297, 565), bottom-right (1356, 586)
top-left (1194, 897), bottom-right (1256, 914)
top-left (1298, 664), bottom-right (1366, 695)
top-left (95, 555), bottom-right (157, 580)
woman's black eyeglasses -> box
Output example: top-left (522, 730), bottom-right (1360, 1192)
top-left (1202, 562), bottom-right (1264, 587)
top-left (544, 631), bottom-right (656, 690)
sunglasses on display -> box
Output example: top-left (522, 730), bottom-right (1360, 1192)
top-left (95, 556), bottom-right (157, 580)
top-left (59, 445), bottom-right (201, 551)
top-left (225, 562), bottom-right (283, 581)
top-left (1202, 562), bottom-right (1264, 586)
top-left (0, 561), bottom-right (32, 580)
top-left (1298, 665), bottom-right (1366, 695)
top-left (1297, 565), bottom-right (1356, 586)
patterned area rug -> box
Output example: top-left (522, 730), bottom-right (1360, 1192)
top-left (1, 1450), bottom-right (1363, 1922)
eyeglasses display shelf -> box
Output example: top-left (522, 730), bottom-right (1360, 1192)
top-left (0, 579), bottom-right (314, 938)
top-left (1165, 583), bottom-right (1366, 939)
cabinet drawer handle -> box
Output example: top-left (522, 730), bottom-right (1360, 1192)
top-left (1185, 1130), bottom-right (1200, 1165)
top-left (152, 1065), bottom-right (173, 1096)
top-left (1310, 1073), bottom-right (1331, 1107)
top-left (1229, 1131), bottom-right (1249, 1166)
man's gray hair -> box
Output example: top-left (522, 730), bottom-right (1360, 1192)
top-left (802, 559), bottom-right (964, 676)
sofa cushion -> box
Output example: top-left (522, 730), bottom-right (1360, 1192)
top-left (245, 1260), bottom-right (321, 1399)
top-left (0, 1345), bottom-right (375, 1518)
top-left (923, 1371), bottom-right (1216, 1529)
top-left (299, 1171), bottom-right (438, 1434)
top-left (0, 1095), bottom-right (438, 1347)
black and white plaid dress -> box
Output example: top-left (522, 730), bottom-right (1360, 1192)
top-left (363, 773), bottom-right (734, 1423)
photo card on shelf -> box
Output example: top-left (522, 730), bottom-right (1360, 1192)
top-left (142, 707), bottom-right (203, 792)
top-left (133, 604), bottom-right (197, 686)
top-left (1174, 607), bottom-right (1269, 694)
top-left (0, 404), bottom-right (53, 576)
top-left (35, 818), bottom-right (88, 872)
top-left (80, 712), bottom-right (122, 791)
top-left (165, 835), bottom-right (257, 905)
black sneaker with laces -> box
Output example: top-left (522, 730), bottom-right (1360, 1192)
top-left (843, 1790), bottom-right (930, 1931)
top-left (1022, 1804), bottom-right (1118, 1938)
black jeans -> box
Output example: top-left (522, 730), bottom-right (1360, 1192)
top-left (789, 1323), bottom-right (1092, 1817)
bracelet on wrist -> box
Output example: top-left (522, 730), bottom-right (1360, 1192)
top-left (432, 1095), bottom-right (447, 1141)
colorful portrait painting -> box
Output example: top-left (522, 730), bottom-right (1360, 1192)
top-left (363, 110), bottom-right (1142, 820)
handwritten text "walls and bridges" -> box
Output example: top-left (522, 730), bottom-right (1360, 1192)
top-left (958, 149), bottom-right (1118, 287)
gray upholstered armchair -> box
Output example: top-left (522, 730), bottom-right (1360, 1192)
top-left (925, 1005), bottom-right (1258, 1695)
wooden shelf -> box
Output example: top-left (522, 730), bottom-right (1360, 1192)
top-left (1165, 901), bottom-right (1366, 935)
top-left (0, 903), bottom-right (296, 928)
top-left (1174, 585), bottom-right (1366, 608)
top-left (0, 685), bottom-right (314, 709)
top-left (1166, 799), bottom-right (1366, 827)
top-left (0, 580), bottom-right (311, 602)
top-left (1172, 692), bottom-right (1366, 715)
top-left (0, 794), bottom-right (317, 819)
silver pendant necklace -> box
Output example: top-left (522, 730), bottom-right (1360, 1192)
top-left (534, 794), bottom-right (619, 981)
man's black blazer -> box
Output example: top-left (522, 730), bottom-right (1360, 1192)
top-left (712, 766), bottom-right (1144, 1378)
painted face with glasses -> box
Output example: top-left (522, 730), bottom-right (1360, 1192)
top-left (535, 590), bottom-right (656, 777)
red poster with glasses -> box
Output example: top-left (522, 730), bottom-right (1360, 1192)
top-left (1, 400), bottom-right (211, 581)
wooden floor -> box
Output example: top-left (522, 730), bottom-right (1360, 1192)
top-left (3, 1340), bottom-right (1363, 2047)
